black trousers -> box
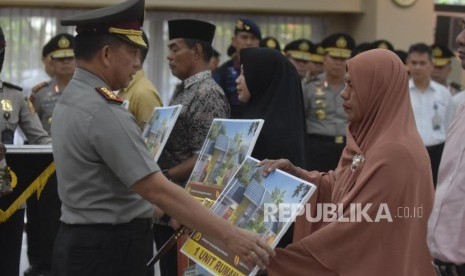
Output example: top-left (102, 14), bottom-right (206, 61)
top-left (26, 173), bottom-right (61, 272)
top-left (52, 218), bottom-right (153, 276)
top-left (153, 223), bottom-right (177, 276)
top-left (426, 143), bottom-right (445, 189)
top-left (0, 208), bottom-right (25, 276)
top-left (307, 134), bottom-right (346, 172)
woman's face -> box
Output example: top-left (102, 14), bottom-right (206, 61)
top-left (340, 72), bottom-right (363, 124)
top-left (235, 66), bottom-right (251, 103)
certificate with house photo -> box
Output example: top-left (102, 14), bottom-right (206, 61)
top-left (181, 156), bottom-right (316, 276)
top-left (185, 119), bottom-right (264, 201)
top-left (142, 105), bottom-right (182, 162)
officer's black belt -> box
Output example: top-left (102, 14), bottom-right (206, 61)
top-left (308, 133), bottom-right (345, 144)
top-left (61, 218), bottom-right (153, 230)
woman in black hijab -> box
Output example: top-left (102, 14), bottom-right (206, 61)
top-left (236, 47), bottom-right (309, 248)
top-left (236, 47), bottom-right (308, 169)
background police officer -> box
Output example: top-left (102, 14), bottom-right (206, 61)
top-left (0, 25), bottom-right (51, 276)
top-left (303, 33), bottom-right (355, 172)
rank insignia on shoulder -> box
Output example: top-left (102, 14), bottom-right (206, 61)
top-left (25, 97), bottom-right (36, 113)
top-left (32, 81), bottom-right (49, 93)
top-left (95, 87), bottom-right (123, 104)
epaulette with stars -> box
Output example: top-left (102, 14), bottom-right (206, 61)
top-left (95, 87), bottom-right (123, 104)
top-left (32, 81), bottom-right (49, 93)
top-left (1, 81), bottom-right (23, 91)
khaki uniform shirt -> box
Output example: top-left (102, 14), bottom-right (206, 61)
top-left (302, 74), bottom-right (347, 137)
top-left (30, 80), bottom-right (61, 135)
top-left (51, 68), bottom-right (158, 224)
top-left (0, 81), bottom-right (50, 145)
top-left (118, 70), bottom-right (163, 130)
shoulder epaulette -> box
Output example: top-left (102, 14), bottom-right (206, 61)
top-left (95, 87), bottom-right (123, 104)
top-left (2, 81), bottom-right (22, 91)
top-left (32, 81), bottom-right (49, 93)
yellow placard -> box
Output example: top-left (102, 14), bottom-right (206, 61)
top-left (182, 238), bottom-right (244, 276)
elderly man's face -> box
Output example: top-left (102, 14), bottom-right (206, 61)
top-left (167, 38), bottom-right (199, 81)
top-left (457, 19), bottom-right (465, 70)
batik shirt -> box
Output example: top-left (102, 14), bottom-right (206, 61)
top-left (158, 70), bottom-right (230, 172)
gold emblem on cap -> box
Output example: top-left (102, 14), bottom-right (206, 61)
top-left (1, 99), bottom-right (13, 112)
top-left (58, 36), bottom-right (70, 49)
top-left (433, 47), bottom-right (442, 58)
top-left (378, 42), bottom-right (388, 49)
top-left (236, 20), bottom-right (244, 30)
top-left (299, 42), bottom-right (310, 52)
top-left (266, 39), bottom-right (277, 49)
top-left (336, 36), bottom-right (347, 48)
top-left (317, 46), bottom-right (325, 55)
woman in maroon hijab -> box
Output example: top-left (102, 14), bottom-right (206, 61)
top-left (260, 49), bottom-right (435, 275)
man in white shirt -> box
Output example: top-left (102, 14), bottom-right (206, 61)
top-left (428, 19), bottom-right (465, 275)
top-left (407, 42), bottom-right (451, 188)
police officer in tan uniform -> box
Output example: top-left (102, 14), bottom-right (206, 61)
top-left (118, 32), bottom-right (162, 131)
top-left (31, 33), bottom-right (76, 135)
top-left (0, 25), bottom-right (51, 276)
top-left (303, 33), bottom-right (355, 172)
top-left (284, 39), bottom-right (314, 80)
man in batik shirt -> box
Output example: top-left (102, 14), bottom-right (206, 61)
top-left (156, 19), bottom-right (230, 276)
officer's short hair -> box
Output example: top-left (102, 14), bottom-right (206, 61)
top-left (74, 33), bottom-right (125, 61)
